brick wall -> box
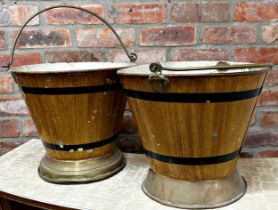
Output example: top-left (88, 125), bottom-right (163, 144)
top-left (0, 0), bottom-right (277, 157)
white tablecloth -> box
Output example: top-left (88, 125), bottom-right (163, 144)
top-left (0, 139), bottom-right (277, 210)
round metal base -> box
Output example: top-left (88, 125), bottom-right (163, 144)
top-left (142, 169), bottom-right (247, 209)
top-left (38, 149), bottom-right (125, 184)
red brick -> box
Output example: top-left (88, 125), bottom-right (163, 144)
top-left (45, 5), bottom-right (104, 25)
top-left (108, 3), bottom-right (166, 24)
top-left (0, 31), bottom-right (5, 49)
top-left (13, 29), bottom-right (71, 49)
top-left (201, 26), bottom-right (256, 44)
top-left (0, 53), bottom-right (41, 71)
top-left (261, 112), bottom-right (278, 127)
top-left (0, 5), bottom-right (38, 26)
top-left (170, 48), bottom-right (228, 61)
top-left (261, 25), bottom-right (278, 44)
top-left (0, 140), bottom-right (27, 156)
top-left (265, 70), bottom-right (278, 86)
top-left (240, 152), bottom-right (253, 158)
top-left (120, 114), bottom-right (137, 133)
top-left (0, 120), bottom-right (19, 138)
top-left (45, 50), bottom-right (104, 63)
top-left (23, 118), bottom-right (38, 137)
top-left (171, 3), bottom-right (199, 22)
top-left (258, 89), bottom-right (278, 106)
top-left (199, 2), bottom-right (230, 22)
top-left (108, 48), bottom-right (166, 64)
top-left (258, 150), bottom-right (278, 158)
top-left (8, 5), bottom-right (39, 26)
top-left (245, 130), bottom-right (278, 146)
top-left (0, 98), bottom-right (29, 116)
top-left (234, 3), bottom-right (278, 22)
top-left (0, 75), bottom-right (13, 94)
top-left (140, 26), bottom-right (196, 46)
top-left (171, 2), bottom-right (230, 23)
top-left (75, 28), bottom-right (135, 48)
top-left (233, 48), bottom-right (278, 64)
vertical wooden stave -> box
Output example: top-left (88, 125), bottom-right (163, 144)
top-left (13, 70), bottom-right (125, 161)
top-left (121, 72), bottom-right (267, 181)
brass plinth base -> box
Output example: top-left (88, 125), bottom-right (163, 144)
top-left (142, 169), bottom-right (247, 209)
top-left (38, 149), bottom-right (125, 184)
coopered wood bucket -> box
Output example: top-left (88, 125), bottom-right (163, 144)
top-left (6, 6), bottom-right (137, 184)
top-left (118, 61), bottom-right (272, 208)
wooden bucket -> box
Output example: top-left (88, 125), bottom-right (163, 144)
top-left (7, 6), bottom-right (137, 184)
top-left (118, 61), bottom-right (271, 208)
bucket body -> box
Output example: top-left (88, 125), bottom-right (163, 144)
top-left (11, 62), bottom-right (133, 183)
top-left (118, 61), bottom-right (271, 208)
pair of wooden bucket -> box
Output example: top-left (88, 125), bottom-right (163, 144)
top-left (7, 5), bottom-right (272, 209)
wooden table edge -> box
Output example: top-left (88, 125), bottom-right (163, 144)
top-left (0, 190), bottom-right (76, 210)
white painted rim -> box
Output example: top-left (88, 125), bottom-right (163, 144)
top-left (10, 62), bottom-right (135, 74)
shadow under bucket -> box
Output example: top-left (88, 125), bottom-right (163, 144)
top-left (6, 5), bottom-right (137, 184)
top-left (117, 61), bottom-right (272, 208)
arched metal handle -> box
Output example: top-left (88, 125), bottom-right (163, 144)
top-left (149, 62), bottom-right (272, 74)
top-left (148, 62), bottom-right (272, 92)
top-left (2, 5), bottom-right (137, 69)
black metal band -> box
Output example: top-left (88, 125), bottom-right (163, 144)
top-left (145, 147), bottom-right (242, 165)
top-left (21, 83), bottom-right (122, 95)
top-left (124, 88), bottom-right (261, 103)
top-left (43, 133), bottom-right (118, 151)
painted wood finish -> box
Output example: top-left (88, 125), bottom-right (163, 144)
top-left (120, 72), bottom-right (268, 181)
top-left (12, 70), bottom-right (126, 160)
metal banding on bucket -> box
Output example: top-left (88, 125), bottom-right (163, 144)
top-left (7, 6), bottom-right (138, 184)
top-left (11, 62), bottom-right (134, 184)
top-left (20, 83), bottom-right (122, 95)
top-left (42, 133), bottom-right (119, 152)
top-left (117, 61), bottom-right (272, 208)
top-left (124, 88), bottom-right (262, 103)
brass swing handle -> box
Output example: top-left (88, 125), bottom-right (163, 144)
top-left (2, 5), bottom-right (138, 69)
top-left (149, 62), bottom-right (272, 74)
top-left (148, 62), bottom-right (272, 92)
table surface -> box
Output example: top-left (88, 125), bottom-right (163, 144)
top-left (0, 139), bottom-right (277, 210)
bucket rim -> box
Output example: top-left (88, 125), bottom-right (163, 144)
top-left (117, 61), bottom-right (272, 77)
top-left (10, 62), bottom-right (136, 74)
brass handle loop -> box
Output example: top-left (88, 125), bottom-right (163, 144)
top-left (149, 62), bottom-right (272, 73)
top-left (3, 5), bottom-right (137, 69)
top-left (148, 62), bottom-right (272, 92)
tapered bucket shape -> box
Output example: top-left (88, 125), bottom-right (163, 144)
top-left (11, 62), bottom-right (134, 184)
top-left (118, 61), bottom-right (271, 208)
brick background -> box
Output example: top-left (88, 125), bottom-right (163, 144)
top-left (0, 0), bottom-right (277, 157)
top-left (45, 5), bottom-right (104, 25)
top-left (75, 27), bottom-right (135, 47)
top-left (140, 25), bottom-right (196, 46)
top-left (108, 3), bottom-right (166, 24)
